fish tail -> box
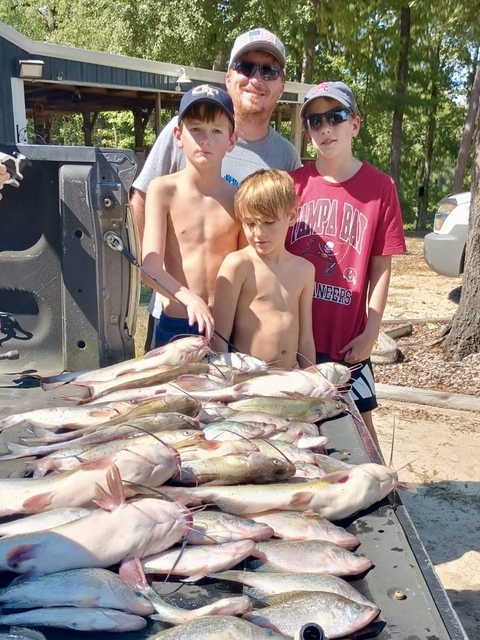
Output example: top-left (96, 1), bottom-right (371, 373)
top-left (0, 441), bottom-right (34, 460)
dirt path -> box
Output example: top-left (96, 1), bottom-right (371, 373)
top-left (375, 236), bottom-right (479, 638)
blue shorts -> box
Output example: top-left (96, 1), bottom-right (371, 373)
top-left (316, 353), bottom-right (377, 413)
top-left (154, 313), bottom-right (200, 348)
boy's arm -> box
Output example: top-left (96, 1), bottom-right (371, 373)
top-left (340, 254), bottom-right (392, 363)
top-left (211, 253), bottom-right (245, 353)
top-left (297, 262), bottom-right (316, 369)
top-left (130, 118), bottom-right (183, 243)
top-left (141, 178), bottom-right (214, 340)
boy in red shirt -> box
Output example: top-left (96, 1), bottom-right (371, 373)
top-left (287, 81), bottom-right (406, 448)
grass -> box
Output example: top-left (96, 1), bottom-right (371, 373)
top-left (134, 284), bottom-right (152, 356)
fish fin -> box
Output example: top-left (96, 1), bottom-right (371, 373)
top-left (6, 544), bottom-right (39, 570)
top-left (180, 572), bottom-right (208, 583)
top-left (93, 464), bottom-right (126, 510)
top-left (320, 469), bottom-right (352, 484)
top-left (22, 492), bottom-right (54, 512)
top-left (119, 555), bottom-right (149, 589)
top-left (289, 491), bottom-right (316, 509)
top-left (301, 509), bottom-right (320, 518)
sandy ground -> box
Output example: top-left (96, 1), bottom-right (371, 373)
top-left (374, 236), bottom-right (479, 638)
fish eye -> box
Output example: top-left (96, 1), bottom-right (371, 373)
top-left (245, 518), bottom-right (256, 524)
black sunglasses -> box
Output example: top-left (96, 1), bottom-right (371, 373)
top-left (304, 108), bottom-right (352, 131)
top-left (230, 60), bottom-right (283, 81)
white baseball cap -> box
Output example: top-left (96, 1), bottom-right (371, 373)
top-left (229, 28), bottom-right (286, 69)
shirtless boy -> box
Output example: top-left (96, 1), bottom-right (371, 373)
top-left (142, 85), bottom-right (241, 347)
top-left (212, 169), bottom-right (316, 369)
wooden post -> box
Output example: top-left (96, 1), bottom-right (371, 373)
top-left (291, 104), bottom-right (303, 159)
top-left (155, 93), bottom-right (162, 136)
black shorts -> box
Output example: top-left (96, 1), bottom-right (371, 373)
top-left (316, 353), bottom-right (378, 413)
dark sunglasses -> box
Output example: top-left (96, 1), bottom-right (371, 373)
top-left (230, 60), bottom-right (283, 81)
top-left (304, 108), bottom-right (352, 131)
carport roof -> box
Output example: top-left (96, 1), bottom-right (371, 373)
top-left (1, 21), bottom-right (310, 120)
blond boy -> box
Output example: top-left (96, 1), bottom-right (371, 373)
top-left (142, 85), bottom-right (241, 346)
top-left (212, 169), bottom-right (315, 368)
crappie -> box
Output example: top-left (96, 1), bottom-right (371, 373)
top-left (243, 510), bottom-right (359, 548)
top-left (188, 510), bottom-right (274, 545)
top-left (210, 570), bottom-right (374, 607)
top-left (243, 591), bottom-right (379, 639)
top-left (142, 539), bottom-right (256, 581)
top-left (246, 539), bottom-right (372, 576)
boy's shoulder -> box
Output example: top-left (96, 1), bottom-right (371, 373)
top-left (148, 169), bottom-right (184, 190)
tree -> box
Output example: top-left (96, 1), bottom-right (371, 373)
top-left (452, 56), bottom-right (480, 193)
top-left (389, 5), bottom-right (411, 189)
top-left (444, 113), bottom-right (480, 359)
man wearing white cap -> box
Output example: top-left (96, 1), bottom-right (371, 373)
top-left (130, 28), bottom-right (301, 350)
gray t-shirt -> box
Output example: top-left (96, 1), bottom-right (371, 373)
top-left (133, 116), bottom-right (301, 317)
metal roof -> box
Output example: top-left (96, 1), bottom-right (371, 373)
top-left (0, 21), bottom-right (311, 123)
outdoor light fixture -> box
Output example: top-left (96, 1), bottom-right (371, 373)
top-left (175, 67), bottom-right (192, 91)
top-left (18, 59), bottom-right (44, 79)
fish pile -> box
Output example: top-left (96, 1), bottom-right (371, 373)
top-left (0, 336), bottom-right (399, 639)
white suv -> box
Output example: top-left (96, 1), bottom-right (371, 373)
top-left (423, 191), bottom-right (471, 277)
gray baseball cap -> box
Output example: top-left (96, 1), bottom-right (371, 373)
top-left (229, 28), bottom-right (286, 69)
top-left (300, 81), bottom-right (357, 118)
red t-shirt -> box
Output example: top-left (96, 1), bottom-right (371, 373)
top-left (287, 161), bottom-right (406, 360)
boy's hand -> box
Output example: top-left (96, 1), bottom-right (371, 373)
top-left (339, 331), bottom-right (377, 364)
top-left (175, 289), bottom-right (214, 341)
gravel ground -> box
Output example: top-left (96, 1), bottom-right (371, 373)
top-left (374, 320), bottom-right (480, 397)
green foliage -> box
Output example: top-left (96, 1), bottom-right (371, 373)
top-left (1, 0), bottom-right (477, 222)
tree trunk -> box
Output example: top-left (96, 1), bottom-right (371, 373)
top-left (389, 6), bottom-right (410, 188)
top-left (444, 118), bottom-right (480, 359)
top-left (452, 57), bottom-right (480, 193)
top-left (417, 45), bottom-right (440, 231)
top-left (302, 21), bottom-right (317, 84)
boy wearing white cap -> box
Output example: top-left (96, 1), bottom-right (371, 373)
top-left (286, 81), bottom-right (406, 447)
top-left (142, 85), bottom-right (239, 346)
top-left (131, 28), bottom-right (301, 350)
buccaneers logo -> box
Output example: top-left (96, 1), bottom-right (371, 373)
top-left (302, 238), bottom-right (349, 275)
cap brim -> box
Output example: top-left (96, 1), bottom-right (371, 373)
top-left (300, 95), bottom-right (352, 118)
top-left (231, 43), bottom-right (285, 69)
